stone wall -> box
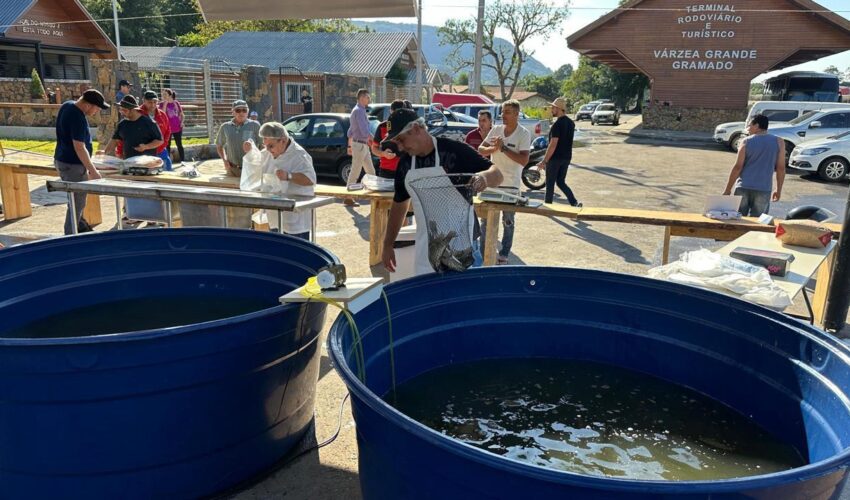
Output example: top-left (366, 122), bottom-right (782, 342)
top-left (0, 103), bottom-right (106, 129)
top-left (91, 59), bottom-right (140, 144)
top-left (643, 105), bottom-right (745, 132)
top-left (0, 78), bottom-right (93, 103)
top-left (241, 66), bottom-right (273, 123)
top-left (324, 75), bottom-right (370, 113)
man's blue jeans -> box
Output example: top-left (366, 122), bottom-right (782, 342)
top-left (480, 211), bottom-right (516, 259)
top-left (734, 187), bottom-right (771, 217)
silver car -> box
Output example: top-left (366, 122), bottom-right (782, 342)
top-left (591, 104), bottom-right (620, 125)
top-left (763, 109), bottom-right (850, 163)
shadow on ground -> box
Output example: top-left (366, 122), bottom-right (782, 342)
top-left (550, 218), bottom-right (650, 265)
top-left (222, 418), bottom-right (360, 500)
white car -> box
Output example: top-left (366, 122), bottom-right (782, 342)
top-left (714, 121), bottom-right (746, 150)
top-left (789, 131), bottom-right (850, 182)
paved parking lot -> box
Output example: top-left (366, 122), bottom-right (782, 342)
top-left (1, 125), bottom-right (848, 498)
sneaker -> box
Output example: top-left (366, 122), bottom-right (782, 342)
top-left (77, 218), bottom-right (94, 233)
top-left (496, 256), bottom-right (509, 265)
top-left (343, 198), bottom-right (359, 207)
top-left (572, 201), bottom-right (583, 208)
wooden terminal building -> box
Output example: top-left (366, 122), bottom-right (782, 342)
top-left (567, 0), bottom-right (850, 131)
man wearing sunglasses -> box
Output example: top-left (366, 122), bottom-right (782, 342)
top-left (216, 99), bottom-right (261, 177)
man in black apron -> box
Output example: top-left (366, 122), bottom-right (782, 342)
top-left (380, 108), bottom-right (504, 276)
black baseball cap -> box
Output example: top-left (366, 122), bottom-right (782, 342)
top-left (81, 89), bottom-right (109, 110)
top-left (143, 90), bottom-right (158, 100)
top-left (119, 79), bottom-right (132, 88)
top-left (119, 95), bottom-right (140, 109)
top-left (383, 108), bottom-right (419, 141)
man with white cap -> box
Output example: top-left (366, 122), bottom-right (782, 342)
top-left (537, 97), bottom-right (581, 207)
top-left (380, 108), bottom-right (503, 276)
top-left (216, 99), bottom-right (261, 177)
top-left (243, 121), bottom-right (316, 240)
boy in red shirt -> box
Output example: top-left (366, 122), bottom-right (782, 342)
top-left (370, 100), bottom-right (405, 179)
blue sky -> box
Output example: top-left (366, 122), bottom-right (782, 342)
top-left (358, 0), bottom-right (850, 80)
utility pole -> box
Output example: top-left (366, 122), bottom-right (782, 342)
top-left (471, 0), bottom-right (485, 94)
top-left (416, 0), bottom-right (423, 104)
top-left (111, 0), bottom-right (121, 60)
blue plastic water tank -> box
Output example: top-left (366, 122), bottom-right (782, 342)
top-left (329, 267), bottom-right (850, 499)
top-left (0, 229), bottom-right (336, 498)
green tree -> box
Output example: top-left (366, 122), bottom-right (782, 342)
top-left (824, 65), bottom-right (841, 76)
top-left (30, 68), bottom-right (46, 98)
top-left (455, 72), bottom-right (470, 85)
top-left (518, 73), bottom-right (561, 100)
top-left (553, 63), bottom-right (573, 82)
top-left (82, 0), bottom-right (170, 46)
top-left (178, 19), bottom-right (361, 47)
top-left (750, 82), bottom-right (765, 97)
top-left (561, 56), bottom-right (648, 111)
top-left (438, 0), bottom-right (570, 100)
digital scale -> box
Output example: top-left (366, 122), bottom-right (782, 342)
top-left (477, 187), bottom-right (542, 208)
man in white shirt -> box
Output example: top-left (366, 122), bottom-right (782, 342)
top-left (246, 122), bottom-right (317, 239)
top-left (478, 99), bottom-right (531, 264)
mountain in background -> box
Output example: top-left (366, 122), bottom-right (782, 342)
top-left (352, 21), bottom-right (552, 84)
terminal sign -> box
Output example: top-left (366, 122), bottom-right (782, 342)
top-left (653, 4), bottom-right (754, 71)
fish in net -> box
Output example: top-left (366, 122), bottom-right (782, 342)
top-left (408, 174), bottom-right (477, 273)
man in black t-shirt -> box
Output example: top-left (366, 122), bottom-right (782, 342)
top-left (538, 97), bottom-right (581, 206)
top-left (102, 95), bottom-right (163, 159)
top-left (379, 108), bottom-right (503, 274)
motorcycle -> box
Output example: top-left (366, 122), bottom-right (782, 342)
top-left (521, 136), bottom-right (548, 191)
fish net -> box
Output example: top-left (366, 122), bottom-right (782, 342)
top-left (408, 174), bottom-right (477, 273)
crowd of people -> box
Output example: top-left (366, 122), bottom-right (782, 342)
top-left (51, 79), bottom-right (784, 276)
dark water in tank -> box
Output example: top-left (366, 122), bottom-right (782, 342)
top-left (390, 358), bottom-right (805, 481)
top-left (3, 296), bottom-right (276, 338)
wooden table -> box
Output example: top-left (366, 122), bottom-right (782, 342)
top-left (3, 157), bottom-right (843, 272)
top-left (0, 156), bottom-right (103, 224)
top-left (716, 231), bottom-right (837, 326)
top-left (476, 202), bottom-right (843, 267)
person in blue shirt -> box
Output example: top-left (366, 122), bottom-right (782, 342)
top-left (54, 89), bottom-right (109, 234)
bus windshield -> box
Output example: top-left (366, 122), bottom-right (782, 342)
top-left (763, 72), bottom-right (840, 102)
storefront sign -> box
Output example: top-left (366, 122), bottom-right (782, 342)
top-left (16, 19), bottom-right (65, 38)
top-left (653, 4), bottom-right (754, 71)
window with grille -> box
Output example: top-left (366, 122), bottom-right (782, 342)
top-left (285, 83), bottom-right (313, 105)
top-left (211, 81), bottom-right (223, 102)
top-left (0, 49), bottom-right (37, 78)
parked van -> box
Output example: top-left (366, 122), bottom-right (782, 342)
top-left (713, 101), bottom-right (850, 151)
top-left (431, 92), bottom-right (493, 107)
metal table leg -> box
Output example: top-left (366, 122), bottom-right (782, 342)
top-left (311, 209), bottom-right (317, 242)
top-left (68, 193), bottom-right (78, 234)
top-left (165, 201), bottom-right (173, 228)
top-left (278, 211), bottom-right (284, 234)
top-left (115, 196), bottom-right (123, 230)
top-left (221, 206), bottom-right (228, 228)
top-left (802, 288), bottom-right (815, 325)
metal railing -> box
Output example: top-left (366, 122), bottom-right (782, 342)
top-left (133, 55), bottom-right (244, 140)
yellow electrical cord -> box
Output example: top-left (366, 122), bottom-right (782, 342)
top-left (297, 277), bottom-right (398, 400)
top-left (300, 277), bottom-right (367, 382)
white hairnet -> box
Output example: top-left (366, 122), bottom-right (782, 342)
top-left (259, 122), bottom-right (288, 140)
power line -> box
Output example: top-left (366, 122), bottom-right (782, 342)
top-left (0, 12), bottom-right (202, 31)
top-left (3, 4), bottom-right (850, 30)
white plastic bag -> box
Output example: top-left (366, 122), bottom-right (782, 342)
top-left (240, 140), bottom-right (263, 191)
top-left (648, 249), bottom-right (792, 309)
top-left (362, 174), bottom-right (394, 192)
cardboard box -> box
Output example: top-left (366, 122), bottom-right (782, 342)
top-left (730, 247), bottom-right (795, 277)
